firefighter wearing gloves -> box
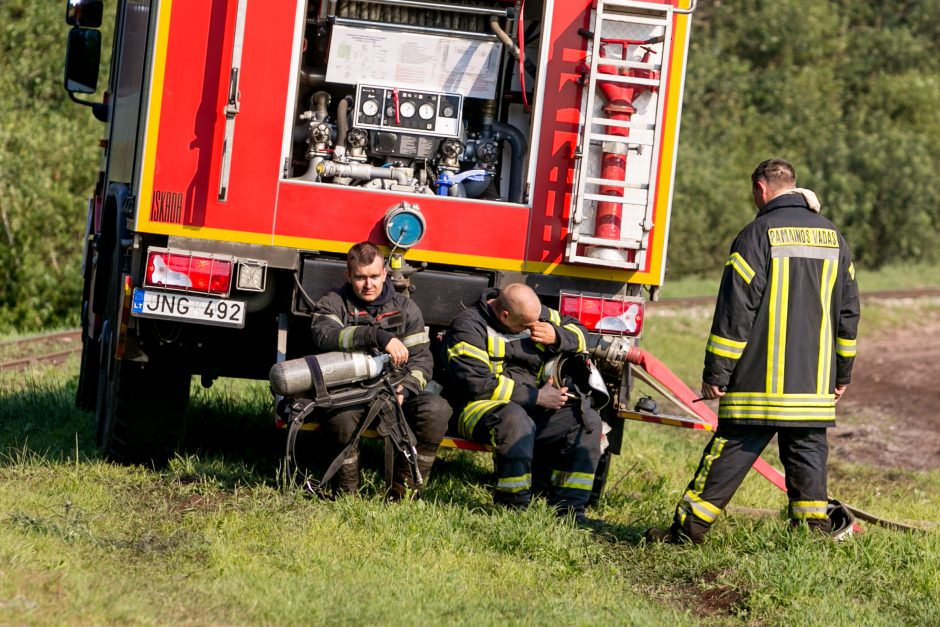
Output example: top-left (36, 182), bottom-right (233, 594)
top-left (310, 242), bottom-right (451, 497)
top-left (441, 283), bottom-right (603, 525)
top-left (648, 159), bottom-right (860, 544)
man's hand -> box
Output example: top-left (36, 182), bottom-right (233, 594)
top-left (536, 376), bottom-right (568, 409)
top-left (834, 384), bottom-right (848, 403)
top-left (384, 337), bottom-right (409, 366)
top-left (527, 321), bottom-right (557, 346)
top-left (700, 382), bottom-right (726, 401)
top-left (396, 384), bottom-right (405, 406)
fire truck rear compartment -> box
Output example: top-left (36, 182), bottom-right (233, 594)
top-left (287, 0), bottom-right (534, 203)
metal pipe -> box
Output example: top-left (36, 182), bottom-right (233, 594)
top-left (316, 161), bottom-right (409, 186)
top-left (310, 91), bottom-right (330, 123)
top-left (336, 95), bottom-right (352, 149)
top-left (299, 67), bottom-right (326, 87)
top-left (491, 121), bottom-right (527, 204)
top-left (489, 16), bottom-right (538, 77)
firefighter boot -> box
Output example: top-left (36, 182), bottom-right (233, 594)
top-left (332, 452), bottom-right (360, 495)
top-left (388, 445), bottom-right (438, 501)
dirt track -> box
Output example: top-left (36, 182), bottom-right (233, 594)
top-left (832, 298), bottom-right (940, 471)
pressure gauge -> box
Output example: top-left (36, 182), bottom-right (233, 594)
top-left (441, 105), bottom-right (455, 118)
top-left (399, 101), bottom-right (416, 118)
top-left (418, 102), bottom-right (436, 120)
top-left (361, 99), bottom-right (379, 117)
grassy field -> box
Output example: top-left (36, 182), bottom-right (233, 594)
top-left (1, 301), bottom-right (939, 624)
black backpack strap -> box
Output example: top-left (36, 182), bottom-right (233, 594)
top-left (374, 380), bottom-right (421, 488)
top-left (304, 392), bottom-right (389, 494)
top-left (281, 399), bottom-right (319, 489)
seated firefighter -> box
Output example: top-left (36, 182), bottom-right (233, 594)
top-left (441, 283), bottom-right (603, 524)
top-left (309, 242), bottom-right (451, 497)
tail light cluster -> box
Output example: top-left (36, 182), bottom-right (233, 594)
top-left (559, 291), bottom-right (644, 336)
top-left (144, 249), bottom-right (233, 296)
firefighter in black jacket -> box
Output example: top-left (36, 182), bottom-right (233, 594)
top-left (310, 242), bottom-right (451, 496)
top-left (441, 283), bottom-right (602, 524)
top-left (648, 159), bottom-right (860, 544)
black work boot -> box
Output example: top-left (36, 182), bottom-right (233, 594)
top-left (646, 522), bottom-right (704, 545)
top-left (388, 446), bottom-right (438, 501)
top-left (332, 453), bottom-right (360, 495)
top-left (557, 506), bottom-right (605, 529)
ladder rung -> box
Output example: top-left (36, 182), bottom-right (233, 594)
top-left (572, 234), bottom-right (643, 249)
top-left (601, 0), bottom-right (672, 15)
top-left (595, 73), bottom-right (660, 88)
top-left (566, 252), bottom-right (640, 271)
top-left (585, 177), bottom-right (649, 189)
top-left (598, 13), bottom-right (669, 27)
top-left (590, 117), bottom-right (654, 132)
top-left (595, 58), bottom-right (661, 73)
top-left (587, 131), bottom-right (654, 146)
top-left (583, 193), bottom-right (649, 207)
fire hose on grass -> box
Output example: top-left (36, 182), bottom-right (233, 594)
top-left (619, 345), bottom-right (925, 533)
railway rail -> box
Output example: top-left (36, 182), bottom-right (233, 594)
top-left (0, 330), bottom-right (83, 373)
top-left (1, 288), bottom-right (937, 373)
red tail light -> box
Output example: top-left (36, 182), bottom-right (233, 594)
top-left (144, 250), bottom-right (233, 296)
top-left (559, 291), bottom-right (644, 336)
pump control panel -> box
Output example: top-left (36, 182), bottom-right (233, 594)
top-left (353, 84), bottom-right (463, 138)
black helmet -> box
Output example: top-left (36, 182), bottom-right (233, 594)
top-left (541, 352), bottom-right (610, 410)
top-left (827, 499), bottom-right (860, 541)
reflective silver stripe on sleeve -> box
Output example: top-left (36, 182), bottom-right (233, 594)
top-left (312, 312), bottom-right (343, 326)
top-left (402, 331), bottom-right (430, 348)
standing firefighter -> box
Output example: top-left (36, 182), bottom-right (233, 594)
top-left (310, 242), bottom-right (451, 497)
top-left (649, 159), bottom-right (860, 543)
top-left (442, 283), bottom-right (603, 525)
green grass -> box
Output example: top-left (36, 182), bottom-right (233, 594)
top-left (1, 300), bottom-right (939, 624)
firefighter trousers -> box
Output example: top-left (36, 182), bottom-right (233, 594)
top-left (469, 402), bottom-right (602, 514)
top-left (671, 425), bottom-right (831, 543)
top-left (319, 392), bottom-right (451, 493)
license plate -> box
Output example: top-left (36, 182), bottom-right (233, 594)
top-left (131, 289), bottom-right (246, 328)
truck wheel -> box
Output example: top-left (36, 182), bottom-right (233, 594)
top-left (96, 353), bottom-right (191, 466)
top-left (75, 302), bottom-right (100, 412)
top-left (93, 243), bottom-right (190, 466)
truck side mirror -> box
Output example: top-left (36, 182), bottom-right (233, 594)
top-left (64, 27), bottom-right (101, 94)
top-left (66, 0), bottom-right (104, 28)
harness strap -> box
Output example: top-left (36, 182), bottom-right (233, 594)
top-left (307, 393), bottom-right (389, 494)
top-left (375, 379), bottom-right (421, 488)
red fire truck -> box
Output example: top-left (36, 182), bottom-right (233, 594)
top-left (63, 0), bottom-right (695, 480)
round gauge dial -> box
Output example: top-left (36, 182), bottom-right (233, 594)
top-left (361, 99), bottom-right (379, 117)
top-left (441, 105), bottom-right (455, 118)
top-left (399, 101), bottom-right (416, 118)
top-left (418, 102), bottom-right (436, 120)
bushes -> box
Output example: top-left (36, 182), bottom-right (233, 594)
top-left (0, 1), bottom-right (111, 332)
top-left (672, 0), bottom-right (940, 276)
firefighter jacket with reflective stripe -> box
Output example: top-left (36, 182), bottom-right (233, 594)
top-left (704, 192), bottom-right (860, 427)
top-left (442, 288), bottom-right (588, 419)
top-left (311, 279), bottom-right (432, 395)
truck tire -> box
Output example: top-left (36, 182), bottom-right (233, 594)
top-left (75, 302), bottom-right (100, 412)
top-left (96, 353), bottom-right (191, 466)
top-left (93, 243), bottom-right (190, 466)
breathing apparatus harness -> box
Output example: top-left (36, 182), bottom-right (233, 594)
top-left (272, 352), bottom-right (421, 495)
